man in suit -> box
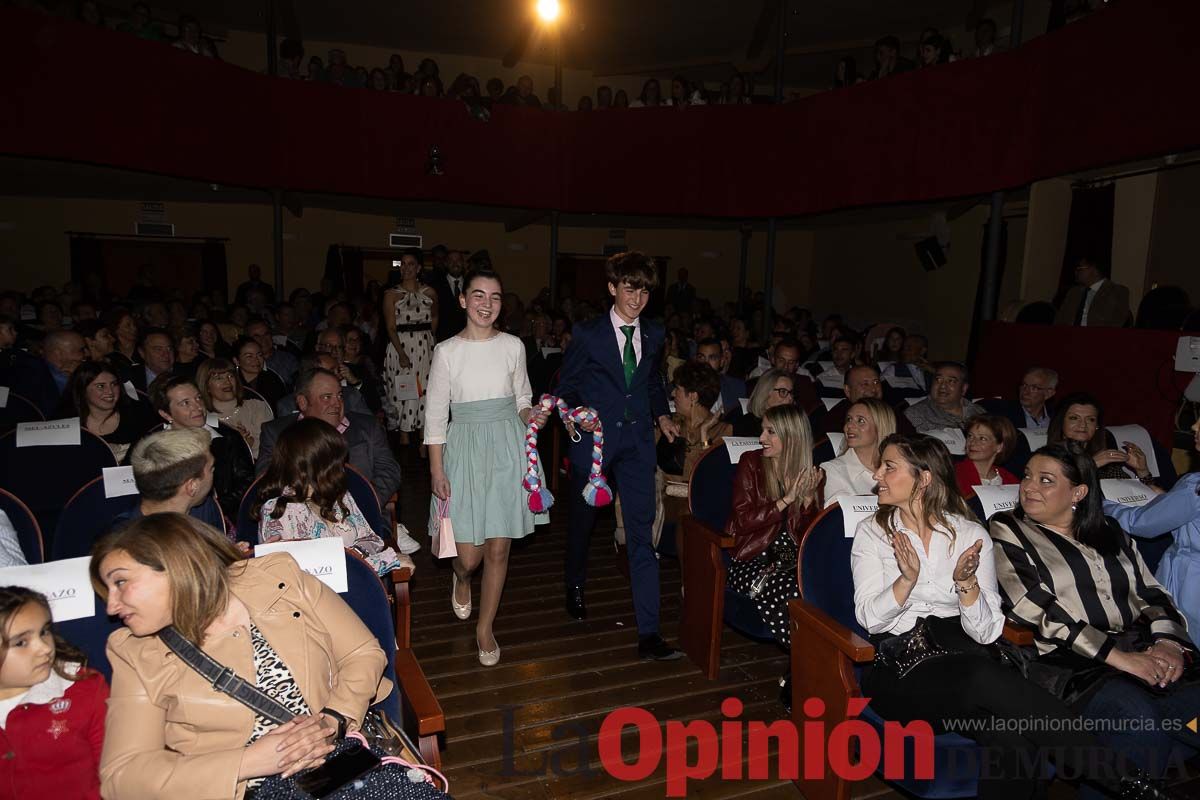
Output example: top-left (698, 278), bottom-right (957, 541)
top-left (556, 251), bottom-right (682, 661)
top-left (745, 337), bottom-right (819, 413)
top-left (882, 333), bottom-right (933, 392)
top-left (10, 329), bottom-right (86, 416)
top-left (129, 329), bottom-right (176, 392)
top-left (257, 367), bottom-right (402, 513)
top-left (665, 267), bottom-right (696, 314)
top-left (695, 338), bottom-right (744, 417)
top-left (820, 365), bottom-right (917, 436)
top-left (995, 366), bottom-right (1058, 430)
top-left (1054, 255), bottom-right (1132, 327)
top-left (273, 354), bottom-right (372, 417)
top-left (245, 317), bottom-right (298, 386)
top-left (233, 262), bottom-right (275, 306)
top-left (431, 249), bottom-right (468, 341)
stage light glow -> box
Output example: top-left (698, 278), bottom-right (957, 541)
top-left (536, 0), bottom-right (560, 23)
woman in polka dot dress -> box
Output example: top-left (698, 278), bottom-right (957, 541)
top-left (383, 251), bottom-right (438, 443)
top-left (724, 404), bottom-right (824, 710)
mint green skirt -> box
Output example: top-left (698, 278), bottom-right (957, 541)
top-left (434, 396), bottom-right (548, 545)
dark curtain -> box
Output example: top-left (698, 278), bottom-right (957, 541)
top-left (200, 239), bottom-right (229, 302)
top-left (341, 247), bottom-right (365, 299)
top-left (68, 235), bottom-right (104, 297)
top-left (1056, 184), bottom-right (1115, 304)
top-left (324, 245), bottom-right (343, 291)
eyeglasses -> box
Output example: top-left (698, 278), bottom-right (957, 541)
top-left (207, 371), bottom-right (234, 382)
top-left (1020, 383), bottom-right (1051, 392)
top-left (771, 387), bottom-right (794, 398)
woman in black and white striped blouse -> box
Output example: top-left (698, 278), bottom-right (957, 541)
top-left (991, 443), bottom-right (1200, 787)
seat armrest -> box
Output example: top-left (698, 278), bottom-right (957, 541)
top-left (680, 514), bottom-right (735, 550)
top-left (789, 598), bottom-right (875, 662)
top-left (394, 649), bottom-right (445, 769)
top-left (1002, 621), bottom-right (1035, 646)
top-left (390, 568), bottom-right (413, 649)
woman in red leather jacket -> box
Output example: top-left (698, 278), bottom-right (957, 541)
top-left (726, 404), bottom-right (824, 641)
top-left (725, 405), bottom-right (823, 709)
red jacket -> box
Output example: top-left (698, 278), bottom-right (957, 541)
top-left (725, 449), bottom-right (822, 562)
top-left (0, 667), bottom-right (107, 800)
top-left (955, 459), bottom-right (1019, 499)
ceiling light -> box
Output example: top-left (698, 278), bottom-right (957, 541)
top-left (536, 0), bottom-right (560, 23)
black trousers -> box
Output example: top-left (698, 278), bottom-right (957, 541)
top-left (862, 625), bottom-right (1109, 800)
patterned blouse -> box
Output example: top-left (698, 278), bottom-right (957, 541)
top-left (989, 512), bottom-right (1192, 659)
top-left (259, 491), bottom-right (403, 575)
top-left (245, 622), bottom-right (310, 790)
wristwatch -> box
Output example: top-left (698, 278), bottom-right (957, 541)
top-left (320, 707), bottom-right (348, 739)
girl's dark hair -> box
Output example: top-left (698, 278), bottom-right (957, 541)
top-left (254, 417), bottom-right (350, 523)
top-left (1017, 443), bottom-right (1120, 555)
top-left (232, 335), bottom-right (259, 358)
top-left (462, 266), bottom-right (503, 296)
top-left (63, 359), bottom-right (128, 419)
top-left (1047, 391), bottom-right (1106, 456)
top-left (0, 586), bottom-right (88, 681)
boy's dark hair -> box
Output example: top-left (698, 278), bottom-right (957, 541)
top-left (605, 251), bottom-right (659, 292)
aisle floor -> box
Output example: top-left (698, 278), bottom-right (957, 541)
top-left (396, 446), bottom-right (896, 799)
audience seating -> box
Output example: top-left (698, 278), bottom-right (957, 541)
top-left (0, 427), bottom-right (116, 553)
top-left (0, 487), bottom-right (44, 563)
top-left (342, 549), bottom-right (443, 767)
top-left (236, 473), bottom-right (267, 545)
top-left (52, 476), bottom-right (139, 561)
top-left (812, 435), bottom-right (836, 466)
top-left (679, 444), bottom-right (774, 680)
top-left (236, 465), bottom-right (393, 547)
top-left (346, 465), bottom-right (395, 545)
top-left (0, 391), bottom-right (44, 434)
top-left (58, 592), bottom-right (123, 682)
top-left (242, 386), bottom-right (269, 404)
top-left (789, 505), bottom-right (1036, 800)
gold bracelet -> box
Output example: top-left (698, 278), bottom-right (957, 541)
top-left (952, 578), bottom-right (979, 595)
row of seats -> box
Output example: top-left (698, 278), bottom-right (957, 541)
top-left (677, 427), bottom-right (1175, 799)
top-left (0, 418), bottom-right (446, 766)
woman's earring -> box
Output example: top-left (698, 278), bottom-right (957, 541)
top-left (1071, 503), bottom-right (1077, 512)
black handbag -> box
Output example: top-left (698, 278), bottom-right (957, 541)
top-left (748, 529), bottom-right (799, 599)
top-left (157, 627), bottom-right (451, 799)
top-left (996, 625), bottom-right (1199, 710)
top-left (871, 615), bottom-right (986, 679)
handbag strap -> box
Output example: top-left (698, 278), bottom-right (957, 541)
top-left (158, 626), bottom-right (295, 725)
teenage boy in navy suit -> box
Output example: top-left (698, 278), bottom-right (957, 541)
top-left (555, 251), bottom-right (682, 660)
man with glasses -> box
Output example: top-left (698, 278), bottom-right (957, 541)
top-left (904, 362), bottom-right (986, 433)
top-left (995, 367), bottom-right (1058, 430)
top-left (245, 317), bottom-right (298, 386)
top-left (745, 337), bottom-right (817, 412)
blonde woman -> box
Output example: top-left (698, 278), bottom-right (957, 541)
top-left (725, 404), bottom-right (823, 648)
top-left (821, 397), bottom-right (896, 506)
top-left (731, 368), bottom-right (796, 438)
